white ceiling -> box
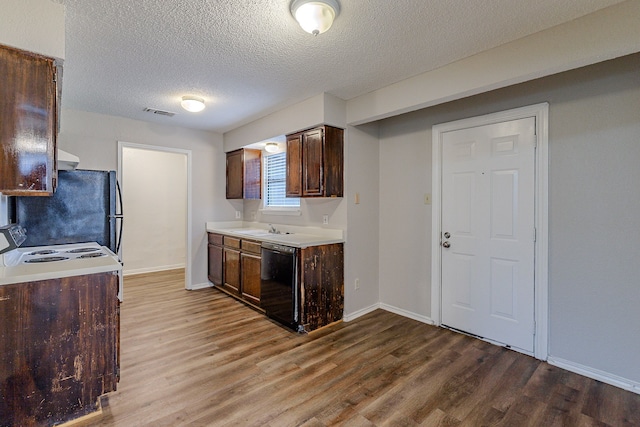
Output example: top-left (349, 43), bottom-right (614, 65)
top-left (53, 0), bottom-right (624, 134)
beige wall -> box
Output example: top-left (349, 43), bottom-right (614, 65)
top-left (377, 53), bottom-right (640, 385)
top-left (344, 123), bottom-right (381, 317)
top-left (58, 109), bottom-right (227, 288)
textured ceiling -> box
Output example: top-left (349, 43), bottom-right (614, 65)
top-left (53, 0), bottom-right (625, 134)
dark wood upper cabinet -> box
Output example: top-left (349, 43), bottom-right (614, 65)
top-left (286, 125), bottom-right (343, 198)
top-left (226, 148), bottom-right (261, 199)
top-left (0, 44), bottom-right (58, 196)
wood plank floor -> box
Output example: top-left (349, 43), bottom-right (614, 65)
top-left (81, 269), bottom-right (640, 427)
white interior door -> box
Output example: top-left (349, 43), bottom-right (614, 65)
top-left (441, 117), bottom-right (536, 352)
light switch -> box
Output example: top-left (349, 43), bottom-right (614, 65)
top-left (354, 192), bottom-right (360, 204)
top-left (424, 194), bottom-right (432, 205)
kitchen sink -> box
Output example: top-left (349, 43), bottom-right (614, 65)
top-left (232, 229), bottom-right (272, 237)
top-left (232, 229), bottom-right (294, 237)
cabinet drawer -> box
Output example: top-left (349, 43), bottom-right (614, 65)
top-left (223, 236), bottom-right (241, 249)
top-left (208, 233), bottom-right (223, 245)
top-left (241, 240), bottom-right (261, 255)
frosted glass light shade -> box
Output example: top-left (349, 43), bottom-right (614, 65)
top-left (265, 142), bottom-right (279, 153)
top-left (291, 0), bottom-right (340, 36)
top-left (181, 96), bottom-right (205, 112)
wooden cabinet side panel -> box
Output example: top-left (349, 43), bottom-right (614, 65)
top-left (323, 126), bottom-right (344, 197)
top-left (226, 149), bottom-right (243, 199)
top-left (0, 44), bottom-right (57, 195)
top-left (286, 134), bottom-right (303, 197)
top-left (0, 273), bottom-right (118, 426)
top-left (300, 243), bottom-right (344, 331)
top-left (241, 253), bottom-right (261, 306)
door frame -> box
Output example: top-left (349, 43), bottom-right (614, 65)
top-left (118, 141), bottom-right (193, 290)
top-left (431, 103), bottom-right (549, 360)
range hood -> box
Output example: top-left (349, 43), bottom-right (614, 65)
top-left (57, 149), bottom-right (79, 170)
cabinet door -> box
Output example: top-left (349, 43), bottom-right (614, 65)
top-left (0, 273), bottom-right (118, 425)
top-left (208, 244), bottom-right (223, 285)
top-left (323, 126), bottom-right (344, 197)
top-left (241, 253), bottom-right (261, 306)
top-left (286, 133), bottom-right (303, 197)
top-left (0, 45), bottom-right (57, 195)
top-left (243, 149), bottom-right (262, 200)
top-left (223, 248), bottom-right (241, 295)
top-left (302, 128), bottom-right (324, 196)
top-left (226, 149), bottom-right (243, 199)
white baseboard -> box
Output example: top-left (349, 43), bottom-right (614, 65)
top-left (343, 303), bottom-right (381, 322)
top-left (343, 302), bottom-right (435, 326)
top-left (123, 263), bottom-right (185, 276)
top-left (379, 303), bottom-right (435, 325)
top-left (548, 356), bottom-right (640, 395)
top-left (189, 282), bottom-right (213, 291)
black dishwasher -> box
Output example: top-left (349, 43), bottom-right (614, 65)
top-left (260, 242), bottom-right (299, 331)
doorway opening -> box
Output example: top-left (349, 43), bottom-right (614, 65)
top-left (118, 141), bottom-right (192, 290)
top-left (431, 103), bottom-right (549, 360)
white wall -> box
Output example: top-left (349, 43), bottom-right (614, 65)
top-left (224, 93), bottom-right (346, 152)
top-left (377, 53), bottom-right (640, 387)
top-left (0, 0), bottom-right (65, 59)
top-left (58, 109), bottom-right (228, 288)
top-left (121, 147), bottom-right (187, 275)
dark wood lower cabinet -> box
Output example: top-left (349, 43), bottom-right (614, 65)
top-left (0, 272), bottom-right (120, 427)
top-left (206, 232), bottom-right (344, 331)
top-left (207, 234), bottom-right (223, 286)
top-left (300, 243), bottom-right (344, 332)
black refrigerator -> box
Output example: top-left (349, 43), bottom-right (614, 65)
top-left (10, 169), bottom-right (123, 254)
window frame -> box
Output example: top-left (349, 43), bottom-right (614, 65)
top-left (261, 151), bottom-right (301, 216)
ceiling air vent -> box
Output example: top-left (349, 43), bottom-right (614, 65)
top-left (143, 107), bottom-right (176, 117)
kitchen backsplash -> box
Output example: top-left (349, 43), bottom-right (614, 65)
top-left (242, 197), bottom-right (346, 229)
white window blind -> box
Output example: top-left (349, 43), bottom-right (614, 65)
top-left (264, 152), bottom-right (300, 208)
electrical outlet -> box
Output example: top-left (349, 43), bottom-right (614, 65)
top-left (235, 211), bottom-right (241, 219)
top-left (322, 214), bottom-right (329, 225)
top-left (355, 278), bottom-right (360, 290)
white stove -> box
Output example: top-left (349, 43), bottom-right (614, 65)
top-left (1, 242), bottom-right (124, 301)
top-left (3, 242), bottom-right (111, 266)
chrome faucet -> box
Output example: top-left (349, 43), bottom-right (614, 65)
top-left (268, 224), bottom-right (279, 234)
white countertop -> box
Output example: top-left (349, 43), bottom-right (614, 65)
top-left (0, 243), bottom-right (123, 287)
top-left (206, 222), bottom-right (344, 248)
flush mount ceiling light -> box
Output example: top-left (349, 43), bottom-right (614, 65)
top-left (291, 0), bottom-right (340, 36)
top-left (181, 95), bottom-right (205, 113)
top-left (264, 142), bottom-right (279, 153)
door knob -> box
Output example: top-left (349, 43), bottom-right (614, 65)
top-left (442, 241), bottom-right (451, 248)
top-left (444, 232), bottom-right (451, 239)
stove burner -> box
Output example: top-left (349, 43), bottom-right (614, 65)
top-left (78, 252), bottom-right (107, 259)
top-left (66, 248), bottom-right (100, 254)
top-left (28, 250), bottom-right (58, 256)
top-left (25, 256), bottom-right (70, 263)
